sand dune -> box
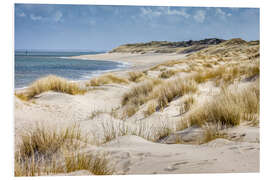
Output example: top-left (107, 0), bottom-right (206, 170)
top-left (66, 132), bottom-right (259, 175)
top-left (14, 39), bottom-right (260, 175)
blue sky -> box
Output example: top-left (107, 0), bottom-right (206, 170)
top-left (15, 4), bottom-right (259, 51)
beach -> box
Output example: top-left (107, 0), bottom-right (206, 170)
top-left (14, 39), bottom-right (260, 175)
top-left (71, 52), bottom-right (187, 70)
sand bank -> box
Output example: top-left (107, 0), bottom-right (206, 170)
top-left (71, 52), bottom-right (187, 71)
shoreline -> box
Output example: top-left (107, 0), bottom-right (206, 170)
top-left (14, 55), bottom-right (132, 91)
top-left (70, 52), bottom-right (187, 71)
top-left (15, 52), bottom-right (187, 91)
top-left (14, 63), bottom-right (130, 91)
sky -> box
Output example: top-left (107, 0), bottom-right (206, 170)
top-left (15, 4), bottom-right (260, 51)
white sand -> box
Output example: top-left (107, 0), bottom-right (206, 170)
top-left (99, 134), bottom-right (259, 174)
top-left (71, 52), bottom-right (187, 70)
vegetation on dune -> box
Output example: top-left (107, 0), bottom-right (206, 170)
top-left (14, 38), bottom-right (261, 171)
top-left (237, 82), bottom-right (260, 125)
top-left (200, 123), bottom-right (228, 144)
top-left (96, 119), bottom-right (176, 144)
top-left (88, 74), bottom-right (129, 86)
top-left (189, 94), bottom-right (241, 127)
top-left (14, 119), bottom-right (176, 176)
top-left (15, 125), bottom-right (114, 176)
top-left (179, 95), bottom-right (196, 115)
top-left (63, 152), bottom-right (114, 175)
top-left (15, 75), bottom-right (86, 101)
top-left (188, 81), bottom-right (259, 127)
top-left (18, 125), bottom-right (83, 159)
top-left (122, 77), bottom-right (198, 117)
top-left (123, 104), bottom-right (140, 118)
top-left (150, 60), bottom-right (183, 71)
top-left (128, 71), bottom-right (145, 82)
top-left (15, 151), bottom-right (114, 176)
top-left (190, 59), bottom-right (259, 86)
top-left (149, 39), bottom-right (260, 142)
top-left (15, 93), bottom-right (29, 101)
top-left (122, 78), bottom-right (162, 107)
top-left (159, 70), bottom-right (177, 79)
top-left (154, 78), bottom-right (198, 110)
top-left (144, 100), bottom-right (158, 117)
top-left (110, 38), bottom-right (225, 54)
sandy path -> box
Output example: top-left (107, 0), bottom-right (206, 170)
top-left (80, 133), bottom-right (259, 174)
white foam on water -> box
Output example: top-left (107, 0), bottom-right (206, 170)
top-left (116, 61), bottom-right (130, 68)
top-left (69, 61), bottom-right (131, 83)
top-left (15, 86), bottom-right (29, 91)
top-left (58, 56), bottom-right (70, 59)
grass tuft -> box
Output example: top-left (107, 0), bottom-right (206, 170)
top-left (16, 75), bottom-right (86, 101)
top-left (122, 77), bottom-right (197, 116)
top-left (188, 82), bottom-right (259, 127)
top-left (15, 93), bottom-right (29, 101)
top-left (88, 74), bottom-right (129, 86)
top-left (128, 71), bottom-right (145, 82)
top-left (64, 152), bottom-right (114, 175)
top-left (200, 123), bottom-right (228, 144)
top-left (189, 93), bottom-right (241, 127)
top-left (144, 101), bottom-right (157, 117)
top-left (124, 104), bottom-right (139, 118)
top-left (154, 78), bottom-right (198, 109)
top-left (18, 124), bottom-right (83, 159)
top-left (96, 120), bottom-right (176, 143)
top-left (179, 95), bottom-right (195, 114)
top-left (122, 78), bottom-right (162, 106)
top-left (15, 125), bottom-right (114, 176)
top-left (159, 70), bottom-right (177, 79)
top-left (15, 151), bottom-right (114, 176)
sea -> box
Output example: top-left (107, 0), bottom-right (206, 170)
top-left (14, 51), bottom-right (129, 89)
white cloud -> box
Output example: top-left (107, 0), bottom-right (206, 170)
top-left (167, 8), bottom-right (190, 18)
top-left (140, 7), bottom-right (190, 20)
top-left (140, 8), bottom-right (162, 18)
top-left (216, 8), bottom-right (226, 17)
top-left (193, 10), bottom-right (206, 23)
top-left (54, 11), bottom-right (63, 22)
top-left (216, 8), bottom-right (232, 19)
top-left (29, 11), bottom-right (63, 23)
top-left (30, 14), bottom-right (42, 21)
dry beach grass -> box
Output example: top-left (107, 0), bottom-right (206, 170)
top-left (15, 124), bottom-right (114, 176)
top-left (15, 75), bottom-right (86, 100)
top-left (87, 74), bottom-right (129, 86)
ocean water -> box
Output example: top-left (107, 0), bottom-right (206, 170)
top-left (15, 51), bottom-right (129, 89)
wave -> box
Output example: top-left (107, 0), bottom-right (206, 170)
top-left (115, 61), bottom-right (130, 68)
top-left (15, 86), bottom-right (29, 91)
top-left (79, 65), bottom-right (129, 80)
top-left (58, 55), bottom-right (131, 69)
